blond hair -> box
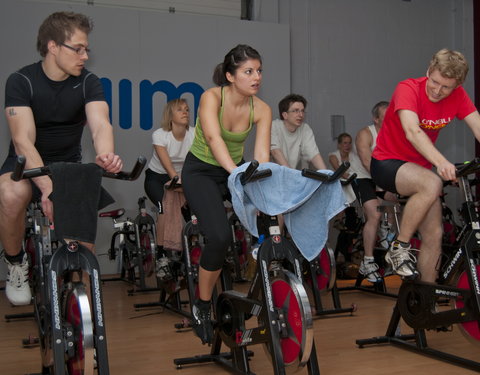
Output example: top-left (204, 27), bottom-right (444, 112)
top-left (161, 98), bottom-right (189, 131)
top-left (428, 49), bottom-right (469, 85)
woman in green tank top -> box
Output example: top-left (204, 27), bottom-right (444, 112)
top-left (181, 44), bottom-right (272, 345)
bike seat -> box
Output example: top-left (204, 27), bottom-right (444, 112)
top-left (99, 208), bottom-right (125, 219)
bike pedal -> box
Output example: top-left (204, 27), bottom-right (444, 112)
top-left (22, 336), bottom-right (40, 348)
top-left (174, 318), bottom-right (191, 330)
top-left (436, 298), bottom-right (449, 306)
top-left (434, 325), bottom-right (452, 333)
top-left (401, 272), bottom-right (421, 281)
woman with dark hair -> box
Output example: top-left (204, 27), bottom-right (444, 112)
top-left (182, 44), bottom-right (272, 344)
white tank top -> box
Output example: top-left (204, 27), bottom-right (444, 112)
top-left (348, 125), bottom-right (377, 179)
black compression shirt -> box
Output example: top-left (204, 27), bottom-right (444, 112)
top-left (4, 61), bottom-right (105, 163)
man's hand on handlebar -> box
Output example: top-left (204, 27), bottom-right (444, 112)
top-left (41, 192), bottom-right (54, 223)
top-left (437, 160), bottom-right (457, 183)
top-left (35, 174), bottom-right (54, 222)
top-left (96, 152), bottom-right (123, 173)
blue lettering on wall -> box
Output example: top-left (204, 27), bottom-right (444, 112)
top-left (101, 78), bottom-right (112, 122)
top-left (100, 78), bottom-right (204, 130)
top-left (119, 79), bottom-right (132, 130)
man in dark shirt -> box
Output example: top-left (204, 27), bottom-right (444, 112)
top-left (0, 11), bottom-right (123, 305)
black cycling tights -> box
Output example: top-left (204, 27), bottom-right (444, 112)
top-left (182, 153), bottom-right (233, 271)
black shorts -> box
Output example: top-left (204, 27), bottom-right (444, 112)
top-left (370, 157), bottom-right (406, 195)
top-left (351, 178), bottom-right (377, 204)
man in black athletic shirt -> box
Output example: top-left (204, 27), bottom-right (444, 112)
top-left (0, 11), bottom-right (123, 305)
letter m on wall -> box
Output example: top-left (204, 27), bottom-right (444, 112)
top-left (140, 80), bottom-right (204, 130)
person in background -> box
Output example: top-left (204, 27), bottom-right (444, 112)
top-left (328, 132), bottom-right (360, 267)
top-left (350, 101), bottom-right (390, 283)
top-left (270, 94), bottom-right (327, 170)
top-left (144, 98), bottom-right (194, 260)
top-left (329, 132), bottom-right (353, 177)
top-left (328, 132), bottom-right (356, 204)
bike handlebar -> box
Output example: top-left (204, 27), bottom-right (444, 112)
top-left (240, 160), bottom-right (273, 186)
top-left (10, 156), bottom-right (147, 182)
top-left (302, 161), bottom-right (350, 183)
top-left (456, 158), bottom-right (480, 178)
top-left (341, 172), bottom-right (357, 186)
top-left (165, 175), bottom-right (182, 190)
top-left (240, 160), bottom-right (350, 186)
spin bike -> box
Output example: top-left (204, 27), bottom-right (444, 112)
top-left (134, 176), bottom-right (193, 317)
top-left (174, 161), bottom-right (348, 375)
top-left (99, 196), bottom-right (157, 294)
top-left (356, 157), bottom-right (480, 372)
top-left (226, 211), bottom-right (252, 283)
top-left (4, 206), bottom-right (58, 323)
top-left (304, 174), bottom-right (358, 318)
top-left (13, 155), bottom-right (146, 375)
top-left (336, 194), bottom-right (402, 299)
top-left (146, 178), bottom-right (251, 320)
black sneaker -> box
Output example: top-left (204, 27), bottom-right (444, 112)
top-left (191, 300), bottom-right (213, 345)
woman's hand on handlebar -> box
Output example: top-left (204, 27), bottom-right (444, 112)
top-left (96, 152), bottom-right (123, 173)
top-left (167, 177), bottom-right (181, 187)
top-left (170, 176), bottom-right (181, 185)
top-left (166, 175), bottom-right (182, 191)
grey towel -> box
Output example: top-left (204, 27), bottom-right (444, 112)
top-left (49, 162), bottom-right (114, 243)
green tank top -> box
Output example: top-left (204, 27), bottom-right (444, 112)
top-left (190, 86), bottom-right (254, 166)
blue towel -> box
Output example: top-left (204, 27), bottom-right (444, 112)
top-left (228, 162), bottom-right (346, 261)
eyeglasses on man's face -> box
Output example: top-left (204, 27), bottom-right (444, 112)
top-left (61, 43), bottom-right (90, 55)
top-left (287, 109), bottom-right (306, 115)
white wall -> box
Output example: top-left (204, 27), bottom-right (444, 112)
top-left (0, 0), bottom-right (290, 276)
top-left (29, 0), bottom-right (243, 18)
top-left (0, 0), bottom-right (476, 278)
top-left (254, 0), bottom-right (475, 219)
top-left (255, 0), bottom-right (475, 164)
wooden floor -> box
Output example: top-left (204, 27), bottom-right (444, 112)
top-left (1, 275), bottom-right (479, 375)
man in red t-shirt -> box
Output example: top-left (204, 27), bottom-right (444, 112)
top-left (371, 49), bottom-right (480, 282)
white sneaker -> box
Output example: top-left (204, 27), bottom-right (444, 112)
top-left (5, 253), bottom-right (31, 305)
top-left (359, 260), bottom-right (382, 283)
top-left (156, 256), bottom-right (172, 280)
top-left (385, 241), bottom-right (420, 279)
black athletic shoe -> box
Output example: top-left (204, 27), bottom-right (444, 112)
top-left (191, 300), bottom-right (213, 345)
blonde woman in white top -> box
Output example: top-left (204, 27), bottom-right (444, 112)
top-left (144, 98), bottom-right (194, 253)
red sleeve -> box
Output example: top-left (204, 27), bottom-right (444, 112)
top-left (456, 87), bottom-right (477, 120)
top-left (391, 79), bottom-right (419, 114)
